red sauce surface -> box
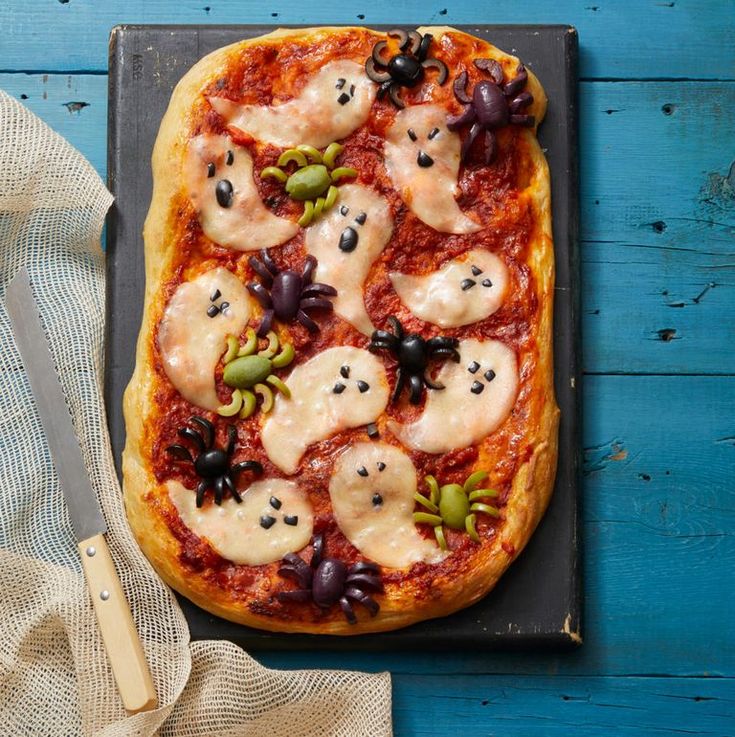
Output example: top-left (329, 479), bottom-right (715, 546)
top-left (144, 29), bottom-right (547, 620)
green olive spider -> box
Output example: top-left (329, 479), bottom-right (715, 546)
top-left (217, 328), bottom-right (294, 419)
top-left (260, 142), bottom-right (358, 226)
top-left (413, 470), bottom-right (500, 550)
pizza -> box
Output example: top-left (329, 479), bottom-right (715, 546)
top-left (123, 25), bottom-right (560, 634)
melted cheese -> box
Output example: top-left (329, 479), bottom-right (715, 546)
top-left (184, 134), bottom-right (298, 251)
top-left (208, 61), bottom-right (376, 149)
top-left (390, 249), bottom-right (508, 328)
top-left (389, 338), bottom-right (518, 454)
top-left (168, 479), bottom-right (313, 565)
top-left (304, 183), bottom-right (393, 335)
top-left (384, 105), bottom-right (481, 234)
top-left (329, 442), bottom-right (446, 569)
top-left (158, 268), bottom-right (251, 411)
top-left (261, 347), bottom-right (389, 474)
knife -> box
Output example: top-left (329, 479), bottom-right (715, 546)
top-left (6, 267), bottom-right (157, 714)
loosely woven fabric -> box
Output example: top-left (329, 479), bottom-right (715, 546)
top-left (0, 90), bottom-right (392, 737)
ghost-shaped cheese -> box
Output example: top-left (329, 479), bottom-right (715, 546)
top-left (183, 134), bottom-right (298, 251)
top-left (329, 442), bottom-right (446, 569)
top-left (304, 184), bottom-right (393, 336)
top-left (158, 268), bottom-right (251, 411)
top-left (208, 60), bottom-right (376, 149)
top-left (384, 105), bottom-right (481, 234)
top-left (168, 479), bottom-right (313, 565)
top-left (389, 338), bottom-right (518, 454)
top-left (390, 249), bottom-right (508, 328)
top-left (261, 347), bottom-right (389, 474)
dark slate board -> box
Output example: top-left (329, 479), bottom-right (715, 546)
top-left (106, 24), bottom-right (580, 651)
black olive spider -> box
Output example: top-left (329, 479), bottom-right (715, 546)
top-left (365, 29), bottom-right (448, 109)
top-left (369, 316), bottom-right (460, 404)
top-left (166, 416), bottom-right (263, 507)
top-left (277, 533), bottom-right (382, 624)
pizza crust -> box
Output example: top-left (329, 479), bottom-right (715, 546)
top-left (123, 25), bottom-right (559, 634)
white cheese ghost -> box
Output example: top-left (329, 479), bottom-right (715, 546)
top-left (329, 442), bottom-right (446, 569)
top-left (183, 134), bottom-right (298, 251)
top-left (261, 347), bottom-right (389, 474)
top-left (390, 249), bottom-right (508, 328)
top-left (384, 104), bottom-right (481, 234)
top-left (304, 184), bottom-right (393, 336)
top-left (158, 268), bottom-right (251, 411)
top-left (389, 338), bottom-right (518, 454)
top-left (168, 479), bottom-right (313, 566)
top-left (208, 60), bottom-right (376, 149)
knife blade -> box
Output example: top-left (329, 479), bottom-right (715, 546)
top-left (5, 267), bottom-right (107, 541)
top-left (5, 266), bottom-right (157, 713)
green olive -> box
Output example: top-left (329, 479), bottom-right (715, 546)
top-left (285, 164), bottom-right (332, 201)
top-left (438, 483), bottom-right (470, 530)
top-left (223, 355), bottom-right (272, 389)
top-left (463, 470), bottom-right (489, 493)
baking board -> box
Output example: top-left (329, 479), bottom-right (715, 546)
top-left (106, 24), bottom-right (580, 651)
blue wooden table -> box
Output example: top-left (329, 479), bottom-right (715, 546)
top-left (2, 1), bottom-right (733, 734)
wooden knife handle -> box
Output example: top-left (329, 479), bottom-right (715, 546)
top-left (78, 533), bottom-right (158, 713)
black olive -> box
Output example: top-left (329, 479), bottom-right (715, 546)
top-left (482, 278), bottom-right (493, 288)
top-left (417, 151), bottom-right (434, 168)
top-left (354, 211), bottom-right (367, 225)
top-left (388, 54), bottom-right (424, 86)
top-left (372, 493), bottom-right (384, 506)
top-left (471, 265), bottom-right (483, 276)
top-left (339, 226), bottom-right (359, 252)
top-left (467, 361), bottom-right (480, 374)
top-left (471, 381), bottom-right (485, 395)
top-left (461, 278), bottom-right (476, 291)
top-left (333, 382), bottom-right (346, 394)
top-left (340, 365), bottom-right (350, 379)
top-left (312, 559), bottom-right (348, 607)
top-left (225, 150), bottom-right (234, 165)
top-left (337, 92), bottom-right (351, 105)
top-left (484, 369), bottom-right (496, 382)
top-left (206, 162), bottom-right (215, 178)
top-left (270, 496), bottom-right (282, 510)
top-left (428, 127), bottom-right (440, 140)
top-left (398, 335), bottom-right (428, 374)
top-left (206, 305), bottom-right (220, 318)
top-left (260, 515), bottom-right (277, 530)
top-left (270, 271), bottom-right (302, 320)
top-left (357, 466), bottom-right (369, 477)
top-left (357, 380), bottom-right (370, 393)
top-left (284, 515), bottom-right (299, 526)
top-left (194, 449), bottom-right (228, 478)
top-left (215, 179), bottom-right (234, 208)
top-left (377, 462), bottom-right (386, 472)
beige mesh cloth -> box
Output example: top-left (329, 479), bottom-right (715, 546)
top-left (0, 90), bottom-right (392, 737)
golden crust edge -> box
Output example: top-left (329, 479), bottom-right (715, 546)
top-left (122, 26), bottom-right (559, 635)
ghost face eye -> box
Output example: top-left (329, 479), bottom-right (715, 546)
top-left (336, 78), bottom-right (357, 106)
top-left (207, 162), bottom-right (215, 178)
top-left (407, 128), bottom-right (418, 141)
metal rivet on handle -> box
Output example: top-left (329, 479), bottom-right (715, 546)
top-left (85, 546), bottom-right (96, 557)
top-left (100, 590), bottom-right (110, 601)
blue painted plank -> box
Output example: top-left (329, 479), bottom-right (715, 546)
top-left (392, 676), bottom-right (735, 736)
top-left (0, 73), bottom-right (108, 177)
top-left (1, 0), bottom-right (735, 80)
top-left (579, 81), bottom-right (735, 375)
top-left (3, 74), bottom-right (733, 374)
top-left (259, 375), bottom-right (735, 677)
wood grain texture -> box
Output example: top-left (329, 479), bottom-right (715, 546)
top-left (392, 675), bottom-right (735, 736)
top-left (1, 0), bottom-right (734, 80)
top-left (2, 74), bottom-right (732, 374)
